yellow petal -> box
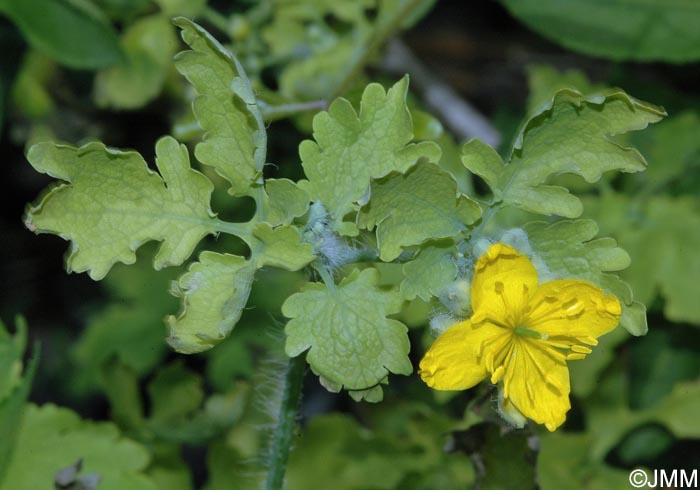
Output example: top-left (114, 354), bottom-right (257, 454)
top-left (526, 279), bottom-right (621, 341)
top-left (471, 243), bottom-right (538, 327)
top-left (419, 320), bottom-right (507, 391)
top-left (503, 338), bottom-right (571, 431)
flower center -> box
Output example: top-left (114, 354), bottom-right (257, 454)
top-left (513, 325), bottom-right (543, 339)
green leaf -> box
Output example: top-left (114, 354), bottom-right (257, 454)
top-left (167, 251), bottom-right (255, 354)
top-left (10, 51), bottom-right (56, 118)
top-left (400, 243), bottom-right (458, 301)
top-left (252, 223), bottom-right (315, 271)
top-left (569, 326), bottom-right (628, 398)
top-left (454, 423), bottom-right (536, 490)
top-left (72, 252), bottom-right (180, 392)
top-left (631, 111), bottom-right (700, 192)
top-left (584, 194), bottom-right (700, 325)
top-left (538, 432), bottom-right (630, 490)
top-left (0, 316), bottom-right (26, 403)
top-left (0, 0), bottom-right (121, 69)
top-left (300, 77), bottom-right (441, 231)
top-left (25, 136), bottom-right (216, 280)
top-left (359, 162), bottom-right (480, 261)
top-left (283, 268), bottom-right (411, 394)
top-left (99, 360), bottom-right (145, 432)
top-left (147, 362), bottom-right (203, 424)
top-left (262, 0), bottom-right (373, 100)
top-left (262, 178), bottom-right (310, 226)
top-left (0, 318), bottom-right (36, 485)
top-left (94, 15), bottom-right (177, 109)
top-left (628, 327), bottom-right (700, 410)
top-left (586, 373), bottom-right (700, 462)
top-left (523, 219), bottom-right (646, 335)
top-left (463, 89), bottom-right (665, 218)
top-left (174, 18), bottom-right (265, 196)
top-left (285, 414), bottom-right (408, 490)
top-left (0, 404), bottom-right (157, 490)
top-left (154, 0), bottom-right (206, 17)
top-left (501, 0), bottom-right (700, 62)
top-left (526, 64), bottom-right (603, 116)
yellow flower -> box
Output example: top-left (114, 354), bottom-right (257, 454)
top-left (419, 243), bottom-right (621, 431)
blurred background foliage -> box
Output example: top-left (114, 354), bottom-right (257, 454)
top-left (1, 0), bottom-right (699, 489)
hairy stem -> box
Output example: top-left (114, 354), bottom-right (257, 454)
top-left (265, 354), bottom-right (306, 490)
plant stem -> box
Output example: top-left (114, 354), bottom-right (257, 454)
top-left (259, 100), bottom-right (329, 121)
top-left (265, 354), bottom-right (306, 490)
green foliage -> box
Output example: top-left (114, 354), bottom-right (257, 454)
top-left (585, 194), bottom-right (700, 325)
top-left (0, 0), bottom-right (121, 69)
top-left (94, 15), bottom-right (177, 109)
top-left (72, 255), bottom-right (180, 391)
top-left (14, 8), bottom-right (695, 490)
top-left (522, 219), bottom-right (646, 335)
top-left (0, 317), bottom-right (36, 484)
top-left (400, 243), bottom-right (458, 302)
top-left (358, 162), bottom-right (480, 261)
top-left (501, 0), bottom-right (700, 62)
top-left (174, 17), bottom-right (266, 196)
top-left (283, 268), bottom-right (411, 396)
top-left (1, 405), bottom-right (157, 490)
top-left (300, 76), bottom-right (441, 231)
top-left (262, 179), bottom-right (311, 226)
top-left (463, 89), bottom-right (665, 218)
top-left (25, 137), bottom-right (216, 280)
top-left (167, 252), bottom-right (255, 354)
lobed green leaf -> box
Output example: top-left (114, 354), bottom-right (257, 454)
top-left (252, 223), bottom-right (315, 271)
top-left (400, 243), bottom-right (458, 302)
top-left (174, 18), bottom-right (265, 196)
top-left (283, 268), bottom-right (412, 395)
top-left (358, 162), bottom-right (480, 261)
top-left (522, 219), bottom-right (647, 336)
top-left (25, 136), bottom-right (216, 280)
top-left (1, 404), bottom-right (157, 490)
top-left (301, 77), bottom-right (441, 232)
top-left (167, 252), bottom-right (255, 354)
top-left (463, 89), bottom-right (665, 218)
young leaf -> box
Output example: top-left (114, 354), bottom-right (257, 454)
top-left (462, 89), bottom-right (665, 218)
top-left (358, 162), bottom-right (480, 261)
top-left (282, 268), bottom-right (412, 394)
top-left (400, 243), bottom-right (458, 302)
top-left (94, 15), bottom-right (177, 109)
top-left (261, 178), bottom-right (310, 226)
top-left (300, 77), bottom-right (441, 231)
top-left (0, 0), bottom-right (121, 69)
top-left (174, 18), bottom-right (265, 196)
top-left (0, 405), bottom-right (157, 490)
top-left (252, 223), bottom-right (315, 271)
top-left (522, 219), bottom-right (646, 336)
top-left (167, 252), bottom-right (255, 354)
top-left (25, 136), bottom-right (216, 280)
